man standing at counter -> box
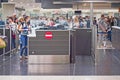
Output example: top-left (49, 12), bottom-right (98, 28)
top-left (98, 15), bottom-right (107, 47)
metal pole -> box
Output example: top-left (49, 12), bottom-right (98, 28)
top-left (90, 2), bottom-right (97, 65)
top-left (3, 28), bottom-right (5, 61)
top-left (90, 2), bottom-right (96, 64)
top-left (90, 2), bottom-right (93, 27)
top-left (10, 28), bottom-right (12, 58)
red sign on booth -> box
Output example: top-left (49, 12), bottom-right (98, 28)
top-left (45, 32), bottom-right (53, 40)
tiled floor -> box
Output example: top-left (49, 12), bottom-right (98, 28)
top-left (0, 49), bottom-right (120, 75)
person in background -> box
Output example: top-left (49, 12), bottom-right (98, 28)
top-left (67, 18), bottom-right (73, 29)
top-left (98, 15), bottom-right (107, 47)
top-left (85, 16), bottom-right (90, 28)
top-left (8, 17), bottom-right (17, 49)
top-left (42, 17), bottom-right (48, 26)
top-left (6, 16), bottom-right (9, 24)
top-left (113, 17), bottom-right (118, 26)
top-left (0, 18), bottom-right (5, 28)
top-left (12, 13), bottom-right (18, 24)
top-left (79, 19), bottom-right (84, 28)
top-left (110, 16), bottom-right (114, 27)
top-left (38, 17), bottom-right (43, 26)
top-left (59, 16), bottom-right (67, 26)
top-left (47, 18), bottom-right (55, 27)
top-left (73, 16), bottom-right (79, 28)
top-left (19, 16), bottom-right (31, 60)
top-left (55, 17), bottom-right (59, 23)
top-left (93, 17), bottom-right (98, 32)
top-left (83, 18), bottom-right (87, 28)
top-left (93, 17), bottom-right (97, 26)
top-left (6, 16), bottom-right (10, 28)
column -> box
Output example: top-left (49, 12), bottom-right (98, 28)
top-left (2, 2), bottom-right (15, 20)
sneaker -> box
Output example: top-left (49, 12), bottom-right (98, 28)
top-left (24, 56), bottom-right (28, 59)
top-left (20, 56), bottom-right (23, 60)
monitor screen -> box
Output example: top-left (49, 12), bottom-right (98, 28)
top-left (74, 10), bottom-right (82, 14)
top-left (1, 0), bottom-right (8, 2)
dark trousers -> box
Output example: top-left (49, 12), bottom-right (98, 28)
top-left (107, 31), bottom-right (112, 42)
top-left (12, 38), bottom-right (16, 49)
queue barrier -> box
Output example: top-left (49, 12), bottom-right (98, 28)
top-left (0, 27), bottom-right (17, 62)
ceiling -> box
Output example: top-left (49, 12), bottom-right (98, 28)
top-left (1, 0), bottom-right (120, 9)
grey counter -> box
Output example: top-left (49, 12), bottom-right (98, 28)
top-left (28, 30), bottom-right (71, 64)
top-left (28, 28), bottom-right (92, 64)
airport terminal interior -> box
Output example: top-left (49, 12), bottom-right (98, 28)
top-left (0, 0), bottom-right (120, 75)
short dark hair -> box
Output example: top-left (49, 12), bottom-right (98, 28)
top-left (24, 16), bottom-right (29, 22)
top-left (9, 17), bottom-right (13, 21)
top-left (101, 15), bottom-right (104, 17)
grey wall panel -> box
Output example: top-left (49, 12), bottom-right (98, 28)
top-left (112, 28), bottom-right (120, 50)
top-left (75, 29), bottom-right (92, 56)
top-left (112, 29), bottom-right (115, 47)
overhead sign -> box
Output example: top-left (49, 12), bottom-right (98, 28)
top-left (45, 32), bottom-right (53, 40)
top-left (74, 0), bottom-right (120, 2)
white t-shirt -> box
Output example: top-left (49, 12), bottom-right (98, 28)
top-left (83, 21), bottom-right (87, 28)
top-left (9, 22), bottom-right (16, 33)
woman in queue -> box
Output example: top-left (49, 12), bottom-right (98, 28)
top-left (18, 16), bottom-right (31, 60)
top-left (8, 17), bottom-right (17, 49)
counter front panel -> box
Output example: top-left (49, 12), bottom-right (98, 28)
top-left (28, 30), bottom-right (70, 63)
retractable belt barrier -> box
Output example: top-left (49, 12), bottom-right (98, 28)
top-left (97, 32), bottom-right (107, 34)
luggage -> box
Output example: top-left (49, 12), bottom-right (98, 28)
top-left (0, 37), bottom-right (6, 49)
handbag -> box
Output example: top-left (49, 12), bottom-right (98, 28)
top-left (0, 38), bottom-right (6, 49)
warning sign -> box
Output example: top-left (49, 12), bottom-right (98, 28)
top-left (45, 32), bottom-right (53, 40)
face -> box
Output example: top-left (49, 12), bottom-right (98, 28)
top-left (26, 17), bottom-right (30, 22)
top-left (13, 15), bottom-right (16, 18)
top-left (42, 18), bottom-right (46, 20)
top-left (104, 18), bottom-right (108, 22)
top-left (9, 18), bottom-right (12, 23)
top-left (59, 17), bottom-right (63, 20)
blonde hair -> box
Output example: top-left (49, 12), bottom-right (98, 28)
top-left (74, 16), bottom-right (79, 23)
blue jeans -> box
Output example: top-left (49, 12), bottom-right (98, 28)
top-left (20, 35), bottom-right (28, 56)
top-left (107, 31), bottom-right (112, 42)
top-left (12, 38), bottom-right (16, 49)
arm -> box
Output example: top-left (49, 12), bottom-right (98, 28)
top-left (99, 22), bottom-right (107, 32)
